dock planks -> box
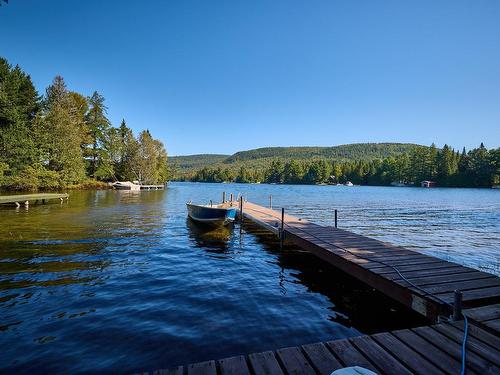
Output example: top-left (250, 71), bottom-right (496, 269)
top-left (234, 201), bottom-right (500, 320)
top-left (0, 193), bottom-right (68, 205)
top-left (142, 321), bottom-right (500, 375)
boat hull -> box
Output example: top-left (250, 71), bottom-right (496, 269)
top-left (112, 181), bottom-right (141, 190)
top-left (187, 203), bottom-right (237, 227)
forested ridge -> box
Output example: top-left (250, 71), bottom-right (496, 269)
top-left (0, 57), bottom-right (168, 191)
top-left (173, 144), bottom-right (499, 188)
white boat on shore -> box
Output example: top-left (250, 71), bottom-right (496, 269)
top-left (112, 181), bottom-right (141, 190)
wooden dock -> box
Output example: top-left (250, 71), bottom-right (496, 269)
top-left (141, 199), bottom-right (500, 375)
top-left (233, 201), bottom-right (500, 321)
top-left (142, 319), bottom-right (499, 375)
top-left (0, 193), bottom-right (68, 207)
top-left (140, 185), bottom-right (165, 190)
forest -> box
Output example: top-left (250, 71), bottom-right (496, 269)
top-left (0, 57), bottom-right (168, 191)
top-left (183, 143), bottom-right (499, 188)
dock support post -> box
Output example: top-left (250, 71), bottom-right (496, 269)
top-left (280, 207), bottom-right (285, 248)
top-left (269, 195), bottom-right (272, 209)
top-left (239, 196), bottom-right (244, 222)
top-left (230, 193), bottom-right (233, 202)
top-left (453, 290), bottom-right (463, 321)
top-left (222, 192), bottom-right (226, 203)
top-left (335, 209), bottom-right (338, 228)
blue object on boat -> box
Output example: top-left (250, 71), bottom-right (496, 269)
top-left (186, 202), bottom-right (237, 227)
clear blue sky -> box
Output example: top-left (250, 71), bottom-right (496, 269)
top-left (1, 0), bottom-right (499, 155)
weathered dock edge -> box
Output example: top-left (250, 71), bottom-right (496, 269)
top-left (0, 193), bottom-right (69, 207)
top-left (236, 201), bottom-right (500, 321)
top-left (141, 317), bottom-right (500, 375)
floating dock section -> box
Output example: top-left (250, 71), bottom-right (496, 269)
top-left (142, 312), bottom-right (500, 375)
top-left (227, 200), bottom-right (499, 321)
top-left (0, 193), bottom-right (68, 207)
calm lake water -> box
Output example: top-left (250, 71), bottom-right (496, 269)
top-left (1, 182), bottom-right (498, 373)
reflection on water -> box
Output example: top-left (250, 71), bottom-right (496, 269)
top-left (186, 218), bottom-right (233, 253)
top-left (0, 183), bottom-right (498, 374)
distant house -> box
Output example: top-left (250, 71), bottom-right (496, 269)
top-left (421, 180), bottom-right (437, 188)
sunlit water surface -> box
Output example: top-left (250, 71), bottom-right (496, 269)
top-left (0, 183), bottom-right (498, 373)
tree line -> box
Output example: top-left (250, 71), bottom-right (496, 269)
top-left (189, 143), bottom-right (499, 188)
top-left (0, 57), bottom-right (168, 191)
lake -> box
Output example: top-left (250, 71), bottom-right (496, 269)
top-left (1, 182), bottom-right (498, 373)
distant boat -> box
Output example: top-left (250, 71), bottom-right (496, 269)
top-left (186, 202), bottom-right (237, 227)
top-left (344, 181), bottom-right (354, 186)
top-left (421, 180), bottom-right (437, 188)
top-left (112, 181), bottom-right (141, 190)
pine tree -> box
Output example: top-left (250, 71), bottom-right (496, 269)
top-left (0, 58), bottom-right (41, 173)
top-left (42, 76), bottom-right (86, 184)
top-left (85, 91), bottom-right (111, 178)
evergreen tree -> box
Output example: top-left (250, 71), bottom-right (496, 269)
top-left (0, 58), bottom-right (40, 173)
top-left (42, 76), bottom-right (86, 184)
top-left (85, 91), bottom-right (111, 178)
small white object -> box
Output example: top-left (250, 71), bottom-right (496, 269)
top-left (331, 367), bottom-right (378, 375)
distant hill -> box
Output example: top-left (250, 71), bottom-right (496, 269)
top-left (170, 143), bottom-right (424, 179)
top-left (170, 154), bottom-right (229, 170)
top-left (224, 143), bottom-right (420, 163)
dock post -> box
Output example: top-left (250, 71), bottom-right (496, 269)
top-left (453, 290), bottom-right (463, 321)
top-left (222, 192), bottom-right (226, 203)
top-left (230, 193), bottom-right (233, 202)
top-left (239, 196), bottom-right (244, 222)
top-left (335, 209), bottom-right (338, 228)
top-left (269, 195), bottom-right (272, 209)
top-left (280, 207), bottom-right (285, 248)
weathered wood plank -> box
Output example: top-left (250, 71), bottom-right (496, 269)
top-left (371, 332), bottom-right (445, 375)
top-left (404, 272), bottom-right (496, 288)
top-left (417, 278), bottom-right (500, 295)
top-left (301, 342), bottom-right (342, 375)
top-left (412, 326), bottom-right (499, 375)
top-left (465, 303), bottom-right (500, 322)
top-left (350, 335), bottom-right (413, 375)
top-left (219, 355), bottom-right (251, 375)
top-left (436, 285), bottom-right (500, 304)
top-left (326, 339), bottom-right (378, 373)
top-left (432, 324), bottom-right (500, 367)
top-left (187, 360), bottom-right (217, 375)
top-left (450, 320), bottom-right (500, 350)
top-left (152, 366), bottom-right (184, 375)
top-left (391, 329), bottom-right (465, 375)
top-left (275, 346), bottom-right (315, 375)
top-left (150, 366), bottom-right (184, 375)
top-left (248, 351), bottom-right (284, 375)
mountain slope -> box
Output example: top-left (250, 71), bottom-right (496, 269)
top-left (170, 143), bottom-right (424, 179)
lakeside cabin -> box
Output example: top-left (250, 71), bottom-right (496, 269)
top-left (421, 180), bottom-right (437, 188)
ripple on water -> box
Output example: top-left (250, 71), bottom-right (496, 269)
top-left (0, 184), bottom-right (498, 373)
